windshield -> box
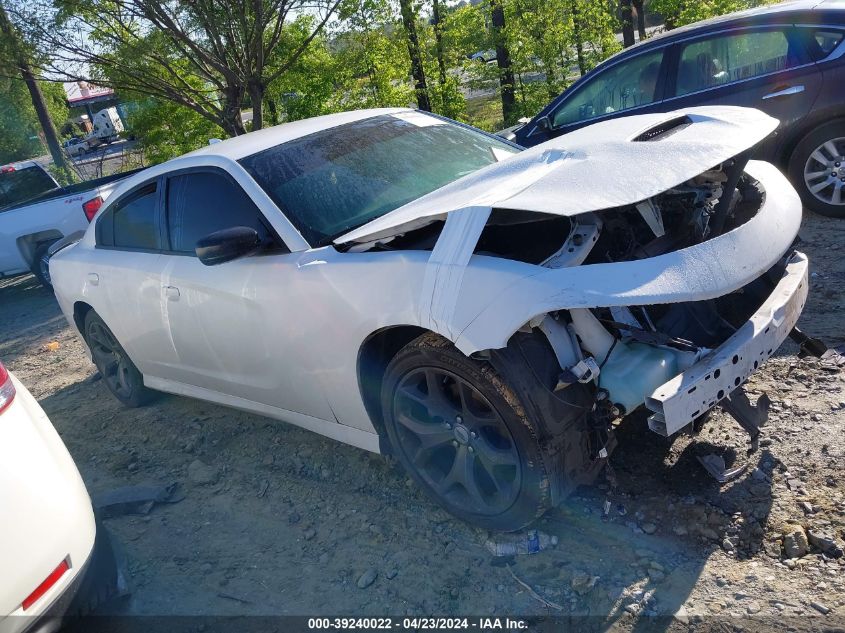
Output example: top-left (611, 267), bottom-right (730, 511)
top-left (0, 166), bottom-right (58, 212)
top-left (239, 112), bottom-right (519, 246)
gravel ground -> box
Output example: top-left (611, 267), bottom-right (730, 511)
top-left (1, 211), bottom-right (843, 631)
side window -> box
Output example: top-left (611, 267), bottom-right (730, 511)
top-left (807, 28), bottom-right (845, 60)
top-left (98, 183), bottom-right (159, 250)
top-left (676, 30), bottom-right (801, 96)
top-left (551, 50), bottom-right (664, 128)
top-left (165, 171), bottom-right (270, 254)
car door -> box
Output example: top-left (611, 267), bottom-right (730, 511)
top-left (158, 168), bottom-right (335, 421)
top-left (88, 179), bottom-right (178, 377)
top-left (661, 27), bottom-right (822, 132)
top-left (518, 46), bottom-right (671, 146)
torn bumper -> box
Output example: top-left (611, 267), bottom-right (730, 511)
top-left (645, 250), bottom-right (808, 437)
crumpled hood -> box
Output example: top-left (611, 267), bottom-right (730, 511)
top-left (335, 106), bottom-right (778, 244)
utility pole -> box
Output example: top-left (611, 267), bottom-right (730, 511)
top-left (0, 0), bottom-right (68, 170)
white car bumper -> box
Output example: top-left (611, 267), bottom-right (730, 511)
top-left (645, 250), bottom-right (809, 436)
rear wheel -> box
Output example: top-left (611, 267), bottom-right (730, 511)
top-left (788, 120), bottom-right (845, 218)
top-left (382, 333), bottom-right (551, 531)
top-left (84, 311), bottom-right (154, 407)
top-left (31, 240), bottom-right (57, 289)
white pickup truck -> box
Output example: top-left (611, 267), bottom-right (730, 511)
top-left (0, 161), bottom-right (141, 288)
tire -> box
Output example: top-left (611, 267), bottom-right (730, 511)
top-left (381, 333), bottom-right (553, 532)
top-left (31, 240), bottom-right (57, 289)
top-left (83, 310), bottom-right (155, 407)
top-left (787, 119), bottom-right (845, 218)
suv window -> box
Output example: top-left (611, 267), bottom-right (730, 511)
top-left (808, 28), bottom-right (845, 60)
top-left (676, 30), bottom-right (801, 96)
top-left (165, 171), bottom-right (270, 254)
top-left (551, 49), bottom-right (664, 128)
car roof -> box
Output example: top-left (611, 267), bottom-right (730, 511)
top-left (183, 107), bottom-right (412, 162)
top-left (612, 0), bottom-right (841, 58)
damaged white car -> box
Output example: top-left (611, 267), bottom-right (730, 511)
top-left (49, 106), bottom-right (808, 531)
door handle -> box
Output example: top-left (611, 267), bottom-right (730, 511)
top-left (163, 285), bottom-right (180, 301)
top-left (87, 273), bottom-right (99, 286)
top-left (762, 85), bottom-right (804, 100)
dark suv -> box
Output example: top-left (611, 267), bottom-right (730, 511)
top-left (511, 0), bottom-right (845, 217)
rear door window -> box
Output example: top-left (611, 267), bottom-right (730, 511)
top-left (0, 167), bottom-right (58, 211)
top-left (165, 171), bottom-right (270, 254)
top-left (98, 183), bottom-right (159, 250)
top-left (676, 30), bottom-right (804, 96)
top-left (806, 28), bottom-right (845, 60)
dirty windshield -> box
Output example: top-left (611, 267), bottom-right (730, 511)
top-left (239, 113), bottom-right (519, 246)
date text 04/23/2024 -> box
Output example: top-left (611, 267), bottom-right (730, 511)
top-left (307, 617), bottom-right (529, 630)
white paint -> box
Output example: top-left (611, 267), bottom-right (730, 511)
top-left (0, 373), bottom-right (96, 625)
top-left (48, 107), bottom-right (804, 455)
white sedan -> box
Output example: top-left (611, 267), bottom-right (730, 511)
top-left (50, 107), bottom-right (807, 531)
top-left (0, 360), bottom-right (96, 632)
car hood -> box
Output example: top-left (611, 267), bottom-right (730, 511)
top-left (335, 106), bottom-right (778, 245)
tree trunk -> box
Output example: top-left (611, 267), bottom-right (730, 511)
top-left (266, 97), bottom-right (279, 126)
top-left (432, 0), bottom-right (448, 88)
top-left (570, 0), bottom-right (587, 76)
top-left (620, 0), bottom-right (636, 48)
top-left (490, 0), bottom-right (516, 125)
top-left (247, 81), bottom-right (264, 132)
top-left (0, 1), bottom-right (68, 171)
top-left (398, 0), bottom-right (431, 112)
top-left (632, 0), bottom-right (647, 40)
top-left (220, 86), bottom-right (246, 137)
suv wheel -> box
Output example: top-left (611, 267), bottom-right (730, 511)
top-left (788, 120), bottom-right (845, 218)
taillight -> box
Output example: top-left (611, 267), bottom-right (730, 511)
top-left (82, 196), bottom-right (103, 222)
top-left (22, 559), bottom-right (70, 610)
top-left (0, 165), bottom-right (14, 173)
top-left (0, 361), bottom-right (15, 414)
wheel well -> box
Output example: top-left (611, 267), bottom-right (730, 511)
top-left (16, 231), bottom-right (63, 269)
top-left (73, 301), bottom-right (94, 338)
top-left (357, 325), bottom-right (428, 448)
top-left (777, 110), bottom-right (845, 167)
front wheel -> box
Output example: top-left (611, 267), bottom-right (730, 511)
top-left (788, 120), bottom-right (845, 218)
top-left (381, 333), bottom-right (552, 531)
top-left (84, 311), bottom-right (154, 407)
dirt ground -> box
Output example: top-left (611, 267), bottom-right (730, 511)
top-left (1, 212), bottom-right (843, 630)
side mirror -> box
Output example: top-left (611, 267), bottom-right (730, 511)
top-left (195, 226), bottom-right (261, 266)
top-left (535, 115), bottom-right (552, 131)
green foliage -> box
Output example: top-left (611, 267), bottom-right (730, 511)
top-left (333, 0), bottom-right (415, 109)
top-left (0, 73), bottom-right (68, 163)
top-left (650, 0), bottom-right (776, 29)
top-left (126, 96), bottom-right (222, 165)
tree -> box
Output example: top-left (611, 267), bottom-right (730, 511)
top-left (12, 0), bottom-right (342, 136)
top-left (620, 0), bottom-right (635, 47)
top-left (632, 0), bottom-right (647, 40)
top-left (0, 0), bottom-right (68, 169)
top-left (398, 0), bottom-right (431, 111)
top-left (490, 0), bottom-right (516, 125)
top-left (431, 0), bottom-right (447, 89)
top-left (650, 0), bottom-right (775, 30)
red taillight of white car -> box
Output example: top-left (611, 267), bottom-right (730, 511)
top-left (21, 559), bottom-right (70, 610)
top-left (82, 196), bottom-right (103, 222)
top-left (0, 361), bottom-right (15, 414)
